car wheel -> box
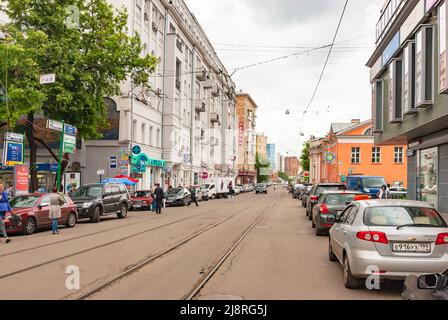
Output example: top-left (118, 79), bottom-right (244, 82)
top-left (23, 217), bottom-right (37, 235)
top-left (343, 255), bottom-right (361, 289)
top-left (65, 212), bottom-right (77, 228)
top-left (211, 194), bottom-right (216, 200)
top-left (117, 203), bottom-right (128, 219)
top-left (91, 206), bottom-right (101, 223)
top-left (328, 239), bottom-right (338, 262)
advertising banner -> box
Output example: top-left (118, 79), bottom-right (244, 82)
top-left (14, 164), bottom-right (29, 196)
top-left (3, 132), bottom-right (24, 167)
top-left (63, 134), bottom-right (76, 154)
top-left (64, 172), bottom-right (81, 194)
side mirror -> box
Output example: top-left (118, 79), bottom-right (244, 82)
top-left (417, 274), bottom-right (440, 290)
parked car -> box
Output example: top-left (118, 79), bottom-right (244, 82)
top-left (5, 194), bottom-right (78, 235)
top-left (328, 199), bottom-right (448, 289)
top-left (256, 183), bottom-right (268, 194)
top-left (306, 183), bottom-right (346, 220)
top-left (301, 187), bottom-right (312, 207)
top-left (293, 184), bottom-right (305, 199)
top-left (165, 188), bottom-right (191, 207)
top-left (402, 270), bottom-right (448, 300)
top-left (312, 191), bottom-right (364, 236)
top-left (234, 186), bottom-right (242, 195)
top-left (70, 183), bottom-right (130, 223)
top-left (242, 185), bottom-right (251, 193)
top-left (131, 190), bottom-right (153, 211)
top-left (346, 175), bottom-right (387, 199)
top-left (201, 183), bottom-right (217, 200)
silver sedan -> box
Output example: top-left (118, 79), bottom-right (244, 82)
top-left (328, 200), bottom-right (448, 289)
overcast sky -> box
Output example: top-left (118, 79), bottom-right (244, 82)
top-left (185, 0), bottom-right (383, 156)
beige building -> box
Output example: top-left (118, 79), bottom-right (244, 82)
top-left (236, 92), bottom-right (257, 185)
top-left (256, 134), bottom-right (267, 161)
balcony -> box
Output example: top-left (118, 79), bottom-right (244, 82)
top-left (195, 68), bottom-right (207, 81)
top-left (203, 79), bottom-right (213, 89)
top-left (375, 0), bottom-right (406, 44)
top-left (195, 99), bottom-right (206, 113)
top-left (210, 112), bottom-right (220, 124)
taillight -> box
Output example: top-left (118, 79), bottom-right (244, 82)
top-left (320, 204), bottom-right (329, 214)
top-left (356, 231), bottom-right (389, 244)
top-left (436, 233), bottom-right (448, 245)
top-left (311, 196), bottom-right (318, 202)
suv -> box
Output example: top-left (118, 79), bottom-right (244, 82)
top-left (256, 183), bottom-right (268, 194)
top-left (70, 183), bottom-right (130, 223)
top-left (306, 183), bottom-right (346, 220)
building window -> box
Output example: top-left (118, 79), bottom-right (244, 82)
top-left (372, 147), bottom-right (381, 163)
top-left (439, 2), bottom-right (448, 93)
top-left (149, 126), bottom-right (153, 146)
top-left (351, 147), bottom-right (361, 164)
top-left (157, 129), bottom-right (160, 148)
top-left (176, 59), bottom-right (181, 91)
top-left (132, 120), bottom-right (138, 143)
top-left (417, 148), bottom-right (438, 209)
top-left (403, 41), bottom-right (417, 115)
top-left (394, 147), bottom-right (403, 164)
top-left (389, 59), bottom-right (403, 123)
top-left (141, 123), bottom-right (146, 144)
top-left (415, 25), bottom-right (434, 108)
top-left (372, 80), bottom-right (383, 132)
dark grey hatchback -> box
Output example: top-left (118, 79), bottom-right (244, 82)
top-left (311, 191), bottom-right (362, 236)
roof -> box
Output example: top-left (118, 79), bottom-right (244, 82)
top-left (357, 200), bottom-right (435, 208)
top-left (331, 123), bottom-right (352, 134)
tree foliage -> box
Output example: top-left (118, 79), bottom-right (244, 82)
top-left (256, 154), bottom-right (270, 183)
top-left (300, 141), bottom-right (310, 172)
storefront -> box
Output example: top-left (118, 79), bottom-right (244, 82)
top-left (0, 163), bottom-right (59, 192)
top-left (408, 129), bottom-right (448, 213)
top-left (237, 170), bottom-right (256, 185)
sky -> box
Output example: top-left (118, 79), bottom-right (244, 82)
top-left (184, 0), bottom-right (384, 156)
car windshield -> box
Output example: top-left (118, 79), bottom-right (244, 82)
top-left (202, 185), bottom-right (210, 190)
top-left (10, 196), bottom-right (41, 208)
top-left (72, 186), bottom-right (103, 198)
top-left (363, 178), bottom-right (386, 188)
top-left (167, 188), bottom-right (183, 195)
top-left (316, 185), bottom-right (345, 196)
top-left (364, 206), bottom-right (447, 227)
top-left (324, 194), bottom-right (358, 205)
top-left (134, 191), bottom-right (149, 197)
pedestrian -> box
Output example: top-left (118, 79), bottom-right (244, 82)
top-left (6, 184), bottom-right (13, 199)
top-left (0, 182), bottom-right (12, 243)
top-left (228, 184), bottom-right (235, 202)
top-left (154, 183), bottom-right (165, 215)
top-left (377, 185), bottom-right (389, 199)
top-left (49, 187), bottom-right (63, 235)
top-left (188, 187), bottom-right (199, 207)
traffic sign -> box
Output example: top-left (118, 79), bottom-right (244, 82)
top-left (64, 124), bottom-right (77, 136)
top-left (46, 119), bottom-right (64, 132)
top-left (132, 145), bottom-right (142, 155)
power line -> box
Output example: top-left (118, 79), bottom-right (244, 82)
top-left (299, 0), bottom-right (349, 137)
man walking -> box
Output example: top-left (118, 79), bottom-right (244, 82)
top-left (228, 183), bottom-right (235, 202)
top-left (188, 187), bottom-right (199, 207)
top-left (154, 183), bottom-right (165, 215)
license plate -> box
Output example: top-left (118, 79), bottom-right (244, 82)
top-left (134, 205), bottom-right (141, 209)
top-left (392, 242), bottom-right (432, 253)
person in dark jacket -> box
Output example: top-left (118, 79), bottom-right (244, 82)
top-left (154, 183), bottom-right (165, 214)
top-left (0, 182), bottom-right (12, 243)
top-left (188, 187), bottom-right (199, 207)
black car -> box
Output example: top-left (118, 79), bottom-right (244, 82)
top-left (70, 183), bottom-right (130, 223)
top-left (305, 183), bottom-right (346, 221)
top-left (165, 188), bottom-right (191, 207)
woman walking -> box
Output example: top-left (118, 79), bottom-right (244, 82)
top-left (49, 187), bottom-right (63, 235)
top-left (0, 182), bottom-right (12, 243)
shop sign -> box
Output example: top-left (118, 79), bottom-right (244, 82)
top-left (64, 124), bottom-right (77, 136)
top-left (46, 119), bottom-right (64, 132)
top-left (64, 172), bottom-right (81, 194)
top-left (14, 164), bottom-right (29, 196)
top-left (147, 158), bottom-right (166, 168)
top-left (238, 121), bottom-right (244, 147)
top-left (63, 134), bottom-right (77, 154)
top-left (3, 132), bottom-right (24, 167)
top-left (110, 156), bottom-right (117, 169)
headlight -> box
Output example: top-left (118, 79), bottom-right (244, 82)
top-left (364, 188), bottom-right (371, 193)
top-left (83, 202), bottom-right (93, 209)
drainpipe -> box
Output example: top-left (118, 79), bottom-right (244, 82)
top-left (190, 47), bottom-right (196, 186)
top-left (162, 5), bottom-right (168, 187)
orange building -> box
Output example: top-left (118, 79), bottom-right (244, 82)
top-left (320, 120), bottom-right (407, 187)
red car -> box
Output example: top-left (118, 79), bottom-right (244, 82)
top-left (131, 190), bottom-right (154, 211)
top-left (4, 194), bottom-right (78, 235)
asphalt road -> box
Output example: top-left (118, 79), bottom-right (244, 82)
top-left (0, 188), bottom-right (403, 300)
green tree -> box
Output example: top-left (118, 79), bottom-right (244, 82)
top-left (1, 0), bottom-right (158, 191)
top-left (300, 141), bottom-right (310, 172)
top-left (256, 154), bottom-right (270, 183)
top-left (278, 171), bottom-right (292, 184)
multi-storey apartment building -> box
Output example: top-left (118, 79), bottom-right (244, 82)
top-left (256, 134), bottom-right (268, 161)
top-left (367, 0), bottom-right (448, 212)
top-left (267, 143), bottom-right (276, 172)
top-left (236, 92), bottom-right (257, 185)
top-left (83, 0), bottom-right (237, 189)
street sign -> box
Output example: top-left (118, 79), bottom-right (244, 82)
top-left (40, 74), bottom-right (56, 84)
top-left (3, 132), bottom-right (24, 167)
top-left (110, 156), bottom-right (117, 169)
top-left (46, 119), bottom-right (64, 132)
top-left (5, 132), bottom-right (24, 143)
top-left (63, 134), bottom-right (76, 154)
top-left (64, 124), bottom-right (77, 136)
top-left (132, 145), bottom-right (142, 155)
